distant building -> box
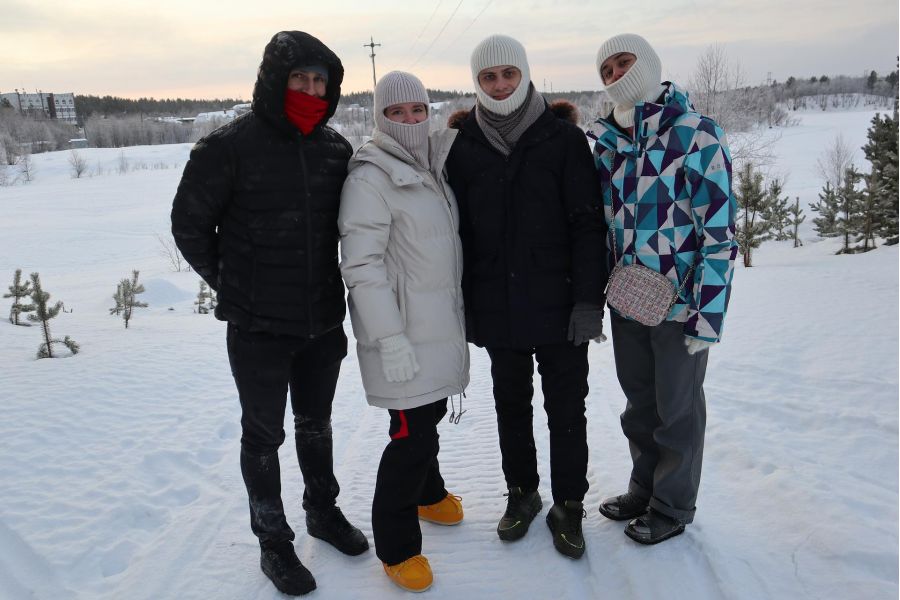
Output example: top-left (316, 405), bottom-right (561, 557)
top-left (0, 91), bottom-right (79, 124)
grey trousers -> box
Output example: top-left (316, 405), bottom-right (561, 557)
top-left (610, 313), bottom-right (709, 524)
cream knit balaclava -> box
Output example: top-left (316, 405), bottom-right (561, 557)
top-left (596, 33), bottom-right (663, 128)
top-left (374, 71), bottom-right (431, 168)
top-left (470, 34), bottom-right (531, 116)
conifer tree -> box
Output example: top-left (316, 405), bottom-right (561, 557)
top-left (762, 177), bottom-right (791, 241)
top-left (5, 269), bottom-right (35, 325)
top-left (119, 270), bottom-right (148, 328)
top-left (811, 181), bottom-right (839, 237)
top-left (856, 173), bottom-right (880, 252)
top-left (195, 280), bottom-right (210, 314)
top-left (787, 197), bottom-right (805, 248)
top-left (208, 287), bottom-right (218, 313)
top-left (861, 111), bottom-right (899, 244)
top-left (27, 272), bottom-right (79, 358)
top-left (734, 161), bottom-right (769, 267)
top-left (834, 166), bottom-right (864, 254)
top-left (109, 282), bottom-right (125, 316)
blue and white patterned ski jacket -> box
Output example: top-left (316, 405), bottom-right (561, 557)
top-left (588, 82), bottom-right (737, 342)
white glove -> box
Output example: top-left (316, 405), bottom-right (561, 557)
top-left (378, 333), bottom-right (420, 383)
top-left (592, 333), bottom-right (608, 344)
top-left (685, 337), bottom-right (715, 355)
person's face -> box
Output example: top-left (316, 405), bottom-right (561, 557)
top-left (477, 66), bottom-right (522, 101)
top-left (600, 52), bottom-right (637, 85)
top-left (384, 102), bottom-right (428, 124)
top-left (287, 68), bottom-right (327, 98)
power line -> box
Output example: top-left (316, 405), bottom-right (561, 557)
top-left (409, 0), bottom-right (465, 68)
top-left (406, 0), bottom-right (444, 59)
top-left (441, 0), bottom-right (493, 53)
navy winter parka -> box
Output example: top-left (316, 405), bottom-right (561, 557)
top-left (171, 31), bottom-right (351, 338)
top-left (445, 102), bottom-right (608, 349)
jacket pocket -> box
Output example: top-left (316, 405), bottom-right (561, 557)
top-left (395, 271), bottom-right (408, 331)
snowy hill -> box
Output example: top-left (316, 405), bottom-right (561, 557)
top-left (0, 107), bottom-right (896, 599)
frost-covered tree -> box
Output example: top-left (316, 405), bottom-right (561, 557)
top-left (762, 177), bottom-right (791, 241)
top-left (861, 111), bottom-right (899, 244)
top-left (68, 150), bottom-right (88, 178)
top-left (5, 269), bottom-right (35, 325)
top-left (787, 197), bottom-right (805, 248)
top-left (27, 272), bottom-right (79, 358)
top-left (119, 270), bottom-right (148, 328)
top-left (195, 280), bottom-right (210, 314)
top-left (734, 161), bottom-right (769, 267)
top-left (109, 282), bottom-right (125, 316)
top-left (811, 181), bottom-right (839, 237)
top-left (816, 134), bottom-right (854, 191)
top-left (17, 153), bottom-right (34, 183)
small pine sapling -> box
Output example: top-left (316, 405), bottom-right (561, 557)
top-left (787, 197), bottom-right (805, 248)
top-left (195, 280), bottom-right (210, 314)
top-left (110, 282), bottom-right (125, 316)
top-left (5, 268), bottom-right (35, 325)
top-left (28, 272), bottom-right (79, 358)
top-left (120, 270), bottom-right (148, 328)
top-left (208, 287), bottom-right (218, 313)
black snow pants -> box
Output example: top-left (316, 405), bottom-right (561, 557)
top-left (226, 323), bottom-right (347, 547)
top-left (486, 342), bottom-right (590, 504)
top-left (372, 399), bottom-right (449, 566)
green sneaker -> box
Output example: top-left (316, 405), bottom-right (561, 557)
top-left (497, 487), bottom-right (542, 541)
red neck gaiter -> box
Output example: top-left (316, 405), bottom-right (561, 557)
top-left (283, 89), bottom-right (328, 134)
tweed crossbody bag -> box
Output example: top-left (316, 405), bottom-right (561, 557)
top-left (602, 150), bottom-right (693, 326)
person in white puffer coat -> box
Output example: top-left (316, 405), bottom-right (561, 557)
top-left (338, 71), bottom-right (469, 593)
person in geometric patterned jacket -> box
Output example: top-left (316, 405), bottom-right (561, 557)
top-left (587, 33), bottom-right (738, 545)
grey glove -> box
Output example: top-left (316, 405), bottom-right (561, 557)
top-left (684, 336), bottom-right (715, 355)
top-left (567, 302), bottom-right (605, 346)
top-left (378, 333), bottom-right (420, 382)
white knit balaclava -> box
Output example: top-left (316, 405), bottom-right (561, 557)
top-left (470, 34), bottom-right (531, 116)
top-left (374, 71), bottom-right (431, 168)
top-left (596, 33), bottom-right (663, 128)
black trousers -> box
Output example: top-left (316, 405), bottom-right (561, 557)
top-left (372, 399), bottom-right (448, 566)
top-left (611, 313), bottom-right (708, 524)
top-left (486, 342), bottom-right (589, 503)
top-left (226, 323), bottom-right (348, 546)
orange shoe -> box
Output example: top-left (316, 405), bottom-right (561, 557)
top-left (418, 493), bottom-right (464, 525)
top-left (383, 554), bottom-right (433, 592)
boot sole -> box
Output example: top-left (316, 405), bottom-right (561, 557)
top-left (261, 563), bottom-right (317, 596)
top-left (624, 523), bottom-right (685, 545)
top-left (418, 514), bottom-right (464, 526)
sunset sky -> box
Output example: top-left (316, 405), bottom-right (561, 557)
top-left (2, 0), bottom-right (897, 99)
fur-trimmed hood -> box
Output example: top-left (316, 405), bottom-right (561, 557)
top-left (447, 99), bottom-right (579, 129)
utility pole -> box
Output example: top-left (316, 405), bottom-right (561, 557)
top-left (363, 36), bottom-right (381, 90)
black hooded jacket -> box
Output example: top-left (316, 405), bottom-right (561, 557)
top-left (446, 102), bottom-right (608, 349)
top-left (171, 31), bottom-right (351, 337)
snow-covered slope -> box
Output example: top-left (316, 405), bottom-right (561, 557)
top-left (0, 107), bottom-right (896, 600)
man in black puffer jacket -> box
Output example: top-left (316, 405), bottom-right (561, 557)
top-left (446, 34), bottom-right (608, 559)
top-left (171, 31), bottom-right (368, 596)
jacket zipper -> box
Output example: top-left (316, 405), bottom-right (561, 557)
top-left (297, 136), bottom-right (315, 338)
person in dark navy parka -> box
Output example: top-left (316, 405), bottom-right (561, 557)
top-left (171, 31), bottom-right (368, 596)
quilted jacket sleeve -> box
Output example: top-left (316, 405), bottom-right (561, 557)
top-left (170, 136), bottom-right (233, 290)
top-left (563, 126), bottom-right (608, 305)
top-left (683, 119), bottom-right (738, 342)
top-left (338, 175), bottom-right (404, 342)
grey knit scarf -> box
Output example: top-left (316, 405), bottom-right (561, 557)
top-left (475, 83), bottom-right (545, 156)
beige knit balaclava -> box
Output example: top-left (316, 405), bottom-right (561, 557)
top-left (596, 33), bottom-right (663, 128)
top-left (374, 71), bottom-right (431, 168)
top-left (470, 34), bottom-right (531, 116)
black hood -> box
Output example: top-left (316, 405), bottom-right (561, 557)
top-left (251, 31), bottom-right (344, 135)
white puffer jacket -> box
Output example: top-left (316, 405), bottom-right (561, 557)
top-left (339, 128), bottom-right (469, 409)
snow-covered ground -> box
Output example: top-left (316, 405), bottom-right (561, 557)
top-left (0, 105), bottom-right (896, 600)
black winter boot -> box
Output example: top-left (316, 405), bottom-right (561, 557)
top-left (306, 505), bottom-right (369, 556)
top-left (497, 487), bottom-right (543, 541)
top-left (624, 508), bottom-right (685, 545)
top-left (260, 541), bottom-right (316, 596)
top-left (546, 501), bottom-right (586, 559)
top-left (598, 491), bottom-right (649, 521)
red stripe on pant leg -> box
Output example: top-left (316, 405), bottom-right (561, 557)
top-left (391, 410), bottom-right (409, 440)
